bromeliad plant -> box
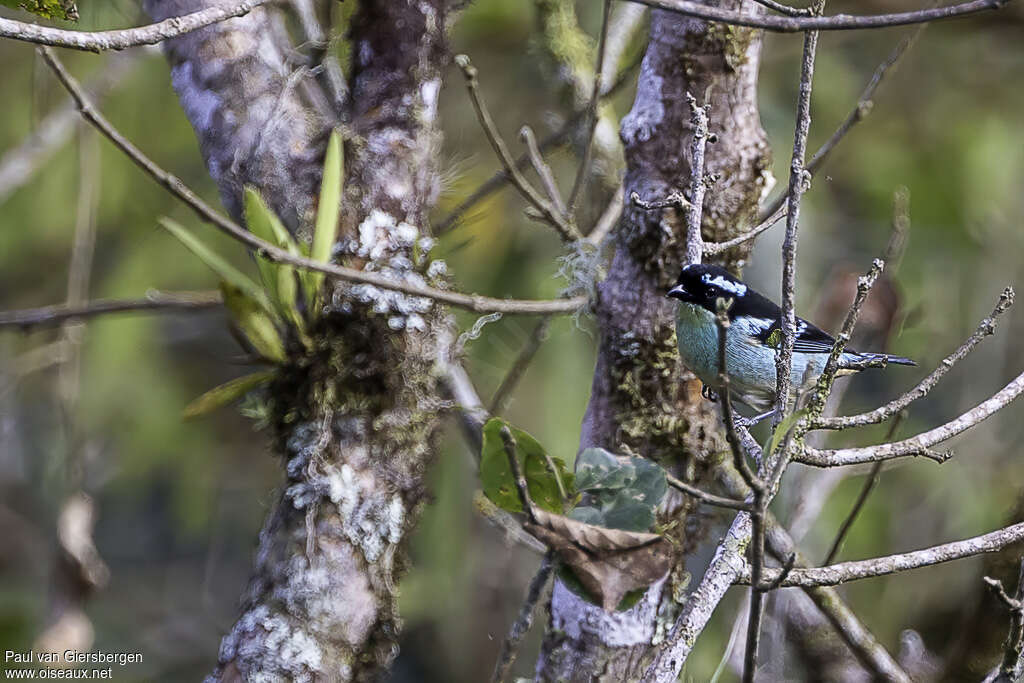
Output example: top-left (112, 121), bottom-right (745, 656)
top-left (480, 417), bottom-right (674, 611)
top-left (166, 131), bottom-right (344, 418)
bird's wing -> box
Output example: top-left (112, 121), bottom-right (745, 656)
top-left (756, 317), bottom-right (839, 354)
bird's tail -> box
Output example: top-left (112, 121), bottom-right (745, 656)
top-left (848, 352), bottom-right (917, 367)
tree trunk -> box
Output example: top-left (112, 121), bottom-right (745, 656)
top-left (536, 3), bottom-right (770, 680)
top-left (146, 0), bottom-right (450, 680)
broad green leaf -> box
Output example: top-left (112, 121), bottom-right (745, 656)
top-left (243, 188), bottom-right (305, 332)
top-left (306, 130), bottom-right (344, 310)
top-left (480, 417), bottom-right (573, 515)
top-left (1, 0), bottom-right (77, 20)
top-left (221, 283), bottom-right (287, 364)
top-left (159, 218), bottom-right (275, 317)
top-left (183, 371), bottom-right (274, 419)
top-left (575, 447), bottom-right (634, 491)
top-left (601, 498), bottom-right (655, 532)
top-left (628, 456), bottom-right (668, 507)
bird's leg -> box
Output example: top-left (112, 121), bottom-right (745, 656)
top-left (734, 410), bottom-right (773, 429)
top-left (701, 384), bottom-right (720, 403)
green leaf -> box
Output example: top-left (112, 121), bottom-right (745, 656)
top-left (767, 407), bottom-right (807, 457)
top-left (1, 0), bottom-right (77, 20)
top-left (628, 456), bottom-right (668, 508)
top-left (480, 417), bottom-right (573, 515)
top-left (243, 188), bottom-right (305, 332)
top-left (183, 371), bottom-right (274, 419)
top-left (221, 283), bottom-right (287, 364)
top-left (567, 506), bottom-right (605, 525)
top-left (575, 447), bottom-right (634, 491)
top-left (601, 497), bottom-right (656, 532)
top-left (159, 218), bottom-right (275, 317)
top-left (306, 130), bottom-right (344, 310)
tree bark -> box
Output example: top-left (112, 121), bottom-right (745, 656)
top-left (536, 3), bottom-right (770, 680)
top-left (146, 0), bottom-right (450, 680)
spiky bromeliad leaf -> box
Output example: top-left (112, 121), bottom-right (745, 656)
top-left (305, 130), bottom-right (344, 312)
top-left (158, 217), bottom-right (275, 317)
top-left (243, 188), bottom-right (305, 332)
top-left (183, 371), bottom-right (275, 419)
top-left (480, 417), bottom-right (573, 515)
top-left (221, 284), bottom-right (287, 364)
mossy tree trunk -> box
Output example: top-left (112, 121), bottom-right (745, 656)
top-left (146, 0), bottom-right (450, 679)
top-left (535, 3), bottom-right (771, 680)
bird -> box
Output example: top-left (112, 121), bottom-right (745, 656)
top-left (667, 263), bottom-right (914, 421)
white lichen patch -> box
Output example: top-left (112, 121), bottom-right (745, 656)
top-left (218, 604), bottom-right (323, 682)
top-left (549, 577), bottom-right (665, 648)
top-left (286, 460), bottom-right (406, 564)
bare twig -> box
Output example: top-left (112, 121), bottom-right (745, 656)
top-left (773, 10), bottom-right (821, 423)
top-left (435, 61), bottom-right (639, 234)
top-left (814, 287), bottom-right (1014, 430)
top-left (745, 522), bottom-right (1024, 588)
top-left (39, 47), bottom-right (585, 317)
top-left (566, 0), bottom-right (612, 217)
top-left (490, 553), bottom-right (555, 683)
top-left (0, 291), bottom-right (224, 331)
top-left (800, 368), bottom-right (1024, 466)
top-left (757, 27), bottom-right (923, 224)
top-left (0, 0), bottom-right (270, 52)
top-left (665, 474), bottom-right (753, 511)
top-left (454, 55), bottom-right (581, 242)
top-left (751, 0), bottom-right (813, 16)
top-left (805, 258), bottom-right (885, 418)
top-left (623, 0), bottom-right (1011, 33)
top-left (984, 559), bottom-right (1024, 682)
top-left (821, 411), bottom-right (907, 565)
top-left (519, 127), bottom-right (567, 216)
top-left (500, 427), bottom-right (536, 525)
top-left (684, 93), bottom-right (710, 265)
top-left (489, 317), bottom-right (552, 415)
top-left (703, 203), bottom-right (787, 257)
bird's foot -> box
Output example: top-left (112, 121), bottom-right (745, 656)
top-left (701, 384), bottom-right (719, 403)
top-left (734, 411), bottom-right (774, 429)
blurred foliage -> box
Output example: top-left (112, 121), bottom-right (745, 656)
top-left (1, 0), bottom-right (1024, 681)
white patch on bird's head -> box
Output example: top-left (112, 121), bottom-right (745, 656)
top-left (702, 273), bottom-right (747, 296)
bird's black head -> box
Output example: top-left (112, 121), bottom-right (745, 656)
top-left (667, 263), bottom-right (749, 312)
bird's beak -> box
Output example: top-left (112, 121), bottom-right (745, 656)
top-left (667, 284), bottom-right (687, 301)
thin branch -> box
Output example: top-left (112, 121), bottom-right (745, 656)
top-left (566, 0), bottom-right (612, 216)
top-left (624, 0), bottom-right (1011, 33)
top-left (519, 127), bottom-right (567, 216)
top-left (435, 59), bottom-right (639, 234)
top-left (684, 93), bottom-right (710, 265)
top-left (500, 426), bottom-right (537, 524)
top-left (751, 0), bottom-right (813, 16)
top-left (454, 55), bottom-right (581, 242)
top-left (490, 552), bottom-right (555, 683)
top-left (745, 522), bottom-right (1024, 588)
top-left (489, 317), bottom-right (552, 415)
top-left (39, 47), bottom-right (585, 317)
top-left (0, 291), bottom-right (224, 331)
top-left (757, 26), bottom-right (923, 223)
top-left (0, 0), bottom-right (270, 52)
top-left (703, 203), bottom-right (786, 256)
top-left (799, 368), bottom-right (1024, 466)
top-left (821, 411), bottom-right (907, 565)
top-left (665, 474), bottom-right (753, 512)
top-left (773, 11), bottom-right (821, 423)
top-left (814, 287), bottom-right (1014, 430)
top-left (805, 258), bottom-right (885, 419)
top-left (984, 559), bottom-right (1024, 682)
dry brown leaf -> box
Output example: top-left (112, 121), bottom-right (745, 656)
top-left (525, 508), bottom-right (673, 611)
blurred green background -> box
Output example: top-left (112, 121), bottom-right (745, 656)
top-left (1, 1), bottom-right (1024, 680)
